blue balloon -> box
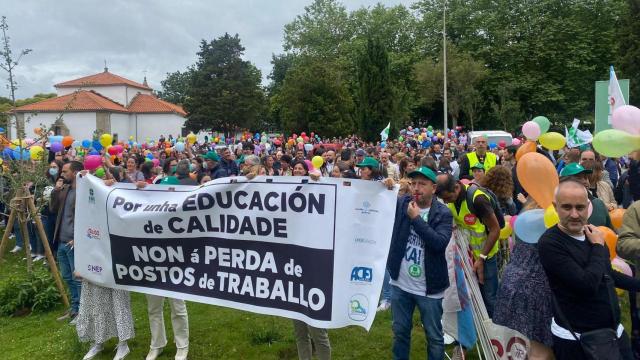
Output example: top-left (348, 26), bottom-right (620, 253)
top-left (427, 131), bottom-right (433, 137)
top-left (514, 209), bottom-right (547, 244)
top-left (380, 141), bottom-right (386, 148)
top-left (89, 150), bottom-right (99, 155)
top-left (12, 146), bottom-right (25, 160)
top-left (489, 142), bottom-right (497, 149)
top-left (82, 139), bottom-right (91, 148)
top-left (0, 127), bottom-right (4, 133)
top-left (146, 153), bottom-right (154, 160)
top-left (2, 148), bottom-right (12, 158)
top-left (49, 135), bottom-right (63, 143)
top-left (175, 142), bottom-right (185, 152)
top-left (92, 140), bottom-right (103, 151)
top-left (422, 140), bottom-right (431, 148)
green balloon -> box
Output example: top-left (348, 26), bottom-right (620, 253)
top-left (398, 136), bottom-right (404, 142)
top-left (532, 116), bottom-right (550, 134)
top-left (94, 168), bottom-right (105, 178)
top-left (593, 129), bottom-right (640, 158)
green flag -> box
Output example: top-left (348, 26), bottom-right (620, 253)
top-left (380, 122), bottom-right (390, 141)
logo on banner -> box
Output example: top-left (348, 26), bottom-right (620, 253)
top-left (87, 264), bottom-right (103, 274)
top-left (86, 227), bottom-right (100, 240)
top-left (355, 201), bottom-right (378, 215)
top-left (350, 267), bottom-right (373, 283)
top-left (464, 214), bottom-right (477, 225)
top-left (354, 237), bottom-right (376, 246)
top-left (348, 294), bottom-right (369, 321)
top-left (88, 188), bottom-right (96, 204)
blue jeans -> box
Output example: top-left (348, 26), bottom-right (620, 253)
top-left (479, 255), bottom-right (498, 318)
top-left (380, 269), bottom-right (392, 303)
top-left (13, 221), bottom-right (40, 254)
top-left (40, 213), bottom-right (57, 254)
top-left (391, 285), bottom-right (444, 360)
top-left (57, 243), bottom-right (81, 313)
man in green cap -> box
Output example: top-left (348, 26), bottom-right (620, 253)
top-left (203, 151), bottom-right (225, 179)
top-left (559, 163), bottom-right (613, 229)
top-left (471, 162), bottom-right (485, 185)
top-left (387, 166), bottom-right (452, 360)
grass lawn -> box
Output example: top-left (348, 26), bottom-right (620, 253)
top-left (0, 235), bottom-right (482, 360)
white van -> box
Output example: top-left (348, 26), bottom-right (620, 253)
top-left (468, 131), bottom-right (513, 146)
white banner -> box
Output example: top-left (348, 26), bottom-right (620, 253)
top-left (75, 175), bottom-right (397, 330)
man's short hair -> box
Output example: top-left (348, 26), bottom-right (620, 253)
top-left (68, 160), bottom-right (84, 173)
top-left (555, 177), bottom-right (589, 199)
top-left (341, 149), bottom-right (352, 161)
top-left (280, 154), bottom-right (292, 164)
top-left (435, 173), bottom-right (457, 195)
top-left (244, 155), bottom-right (261, 166)
top-left (176, 159), bottom-right (191, 176)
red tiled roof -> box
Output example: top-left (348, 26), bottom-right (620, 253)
top-left (13, 90), bottom-right (128, 113)
top-left (128, 93), bottom-right (187, 116)
top-left (54, 70), bottom-right (152, 90)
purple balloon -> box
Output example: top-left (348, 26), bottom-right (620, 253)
top-left (50, 142), bottom-right (63, 153)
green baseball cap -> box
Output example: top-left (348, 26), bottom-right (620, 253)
top-left (471, 162), bottom-right (485, 170)
top-left (408, 166), bottom-right (437, 183)
top-left (559, 163), bottom-right (593, 177)
top-left (356, 157), bottom-right (379, 168)
top-left (203, 151), bottom-right (220, 162)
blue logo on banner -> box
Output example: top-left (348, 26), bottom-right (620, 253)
top-left (350, 267), bottom-right (373, 283)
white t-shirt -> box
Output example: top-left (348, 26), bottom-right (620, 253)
top-left (390, 207), bottom-right (445, 299)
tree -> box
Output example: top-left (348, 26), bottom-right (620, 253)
top-left (183, 33), bottom-right (265, 133)
top-left (618, 0), bottom-right (640, 106)
top-left (0, 16), bottom-right (32, 137)
top-left (357, 36), bottom-right (395, 141)
top-left (157, 70), bottom-right (192, 105)
top-left (491, 82), bottom-right (524, 132)
top-left (266, 54), bottom-right (297, 130)
top-left (276, 58), bottom-right (355, 137)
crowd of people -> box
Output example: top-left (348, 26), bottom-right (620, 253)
top-left (3, 128), bottom-right (640, 360)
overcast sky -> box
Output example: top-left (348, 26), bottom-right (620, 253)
top-left (1, 0), bottom-right (413, 99)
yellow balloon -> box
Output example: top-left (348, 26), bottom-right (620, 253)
top-left (187, 133), bottom-right (197, 144)
top-left (100, 133), bottom-right (113, 148)
top-left (544, 205), bottom-right (559, 228)
top-left (538, 132), bottom-right (566, 151)
top-left (312, 156), bottom-right (324, 169)
top-left (30, 145), bottom-right (45, 160)
top-left (499, 223), bottom-right (513, 239)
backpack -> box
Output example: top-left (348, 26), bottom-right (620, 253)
top-left (464, 184), bottom-right (506, 229)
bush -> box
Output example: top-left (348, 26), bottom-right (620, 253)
top-left (0, 271), bottom-right (61, 316)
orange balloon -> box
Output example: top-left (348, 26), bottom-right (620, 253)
top-left (598, 226), bottom-right (618, 260)
top-left (62, 136), bottom-right (74, 147)
top-left (516, 152), bottom-right (559, 209)
top-left (515, 140), bottom-right (537, 161)
top-left (610, 208), bottom-right (625, 230)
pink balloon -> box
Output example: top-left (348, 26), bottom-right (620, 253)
top-left (522, 121), bottom-right (541, 140)
top-left (512, 138), bottom-right (522, 146)
top-left (305, 159), bottom-right (314, 171)
top-left (509, 215), bottom-right (518, 229)
top-left (152, 158), bottom-right (160, 167)
top-left (612, 257), bottom-right (632, 277)
top-left (612, 105), bottom-right (640, 135)
top-left (84, 155), bottom-right (102, 171)
top-left (114, 145), bottom-right (124, 154)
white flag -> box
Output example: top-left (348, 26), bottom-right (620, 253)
top-left (608, 65), bottom-right (626, 124)
top-left (380, 122), bottom-right (390, 141)
top-left (565, 118), bottom-right (593, 148)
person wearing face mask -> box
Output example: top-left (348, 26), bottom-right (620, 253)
top-left (40, 160), bottom-right (63, 256)
top-left (175, 160), bottom-right (198, 185)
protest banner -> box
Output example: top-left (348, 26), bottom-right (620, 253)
top-left (75, 175), bottom-right (397, 330)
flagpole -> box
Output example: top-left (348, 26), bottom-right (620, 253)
top-left (443, 0), bottom-right (448, 136)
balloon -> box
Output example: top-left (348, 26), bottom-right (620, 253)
top-left (49, 135), bottom-right (63, 144)
top-left (33, 127), bottom-right (42, 135)
top-left (84, 155), bottom-right (102, 171)
top-left (93, 140), bottom-right (103, 151)
top-left (29, 145), bottom-right (45, 160)
top-left (99, 133), bottom-right (112, 148)
top-left (175, 142), bottom-right (185, 152)
top-left (94, 168), bottom-right (106, 178)
top-left (610, 208), bottom-right (625, 230)
top-left (81, 139), bottom-right (91, 148)
top-left (114, 145), bottom-right (124, 154)
top-left (312, 156), bottom-right (324, 169)
top-left (538, 132), bottom-right (566, 150)
top-left (517, 152), bottom-right (558, 209)
top-left (380, 141), bottom-right (387, 148)
top-left (62, 136), bottom-right (74, 147)
top-left (612, 257), bottom-right (632, 277)
top-left (146, 153), bottom-right (154, 160)
top-left (24, 138), bottom-right (35, 146)
top-left (489, 142), bottom-right (497, 149)
top-left (152, 158), bottom-right (160, 167)
top-left (72, 140), bottom-right (81, 148)
top-left (499, 223), bottom-right (512, 240)
top-left (514, 209), bottom-right (546, 244)
top-left (612, 105), bottom-right (640, 135)
top-left (498, 140), bottom-right (506, 148)
top-left (515, 140), bottom-right (537, 161)
top-left (593, 129), bottom-right (640, 158)
top-left (186, 133), bottom-right (197, 144)
top-left (304, 159), bottom-right (314, 170)
top-left (398, 136), bottom-right (404, 142)
top-left (512, 138), bottom-right (521, 146)
top-left (509, 215), bottom-right (518, 229)
top-left (12, 147), bottom-right (26, 160)
top-left (532, 116), bottom-right (551, 134)
top-left (543, 205), bottom-right (559, 228)
top-left (50, 142), bottom-right (63, 153)
top-left (304, 143), bottom-right (313, 152)
top-left (106, 146), bottom-right (117, 156)
top-left (297, 137), bottom-right (303, 143)
top-left (89, 150), bottom-right (99, 155)
top-left (522, 121), bottom-right (541, 140)
top-left (598, 226), bottom-right (618, 260)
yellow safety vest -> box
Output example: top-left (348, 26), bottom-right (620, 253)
top-left (447, 185), bottom-right (500, 259)
top-left (466, 152), bottom-right (497, 175)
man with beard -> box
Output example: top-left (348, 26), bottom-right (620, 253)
top-left (51, 160), bottom-right (84, 321)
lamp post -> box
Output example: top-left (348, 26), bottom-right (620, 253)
top-left (443, 0), bottom-right (448, 136)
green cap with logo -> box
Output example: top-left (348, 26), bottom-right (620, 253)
top-left (356, 157), bottom-right (379, 168)
top-left (408, 166), bottom-right (437, 183)
top-left (471, 162), bottom-right (485, 170)
top-left (559, 163), bottom-right (593, 177)
top-left (203, 151), bottom-right (220, 162)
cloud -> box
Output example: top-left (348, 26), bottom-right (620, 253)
top-left (1, 0), bottom-right (412, 99)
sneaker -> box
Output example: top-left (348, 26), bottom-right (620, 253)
top-left (69, 313), bottom-right (78, 325)
top-left (451, 345), bottom-right (465, 360)
top-left (33, 255), bottom-right (45, 262)
top-left (175, 347), bottom-right (189, 360)
top-left (9, 246), bottom-right (21, 253)
top-left (113, 341), bottom-right (130, 360)
top-left (8, 234), bottom-right (15, 240)
top-left (56, 311), bottom-right (71, 321)
top-left (83, 343), bottom-right (104, 360)
top-left (145, 348), bottom-right (163, 360)
top-left (376, 300), bottom-right (391, 312)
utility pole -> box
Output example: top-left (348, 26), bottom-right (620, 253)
top-left (442, 1), bottom-right (448, 136)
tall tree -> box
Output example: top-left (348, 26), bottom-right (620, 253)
top-left (357, 36), bottom-right (395, 141)
top-left (184, 33), bottom-right (265, 133)
top-left (157, 70), bottom-right (192, 105)
top-left (0, 16), bottom-right (31, 137)
top-left (618, 0), bottom-right (640, 106)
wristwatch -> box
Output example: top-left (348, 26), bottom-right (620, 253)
top-left (478, 254), bottom-right (488, 260)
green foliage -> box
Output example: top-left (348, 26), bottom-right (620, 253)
top-left (357, 36), bottom-right (395, 141)
top-left (183, 33), bottom-right (265, 133)
top-left (157, 70), bottom-right (192, 105)
top-left (0, 271), bottom-right (61, 316)
top-left (618, 0), bottom-right (640, 106)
